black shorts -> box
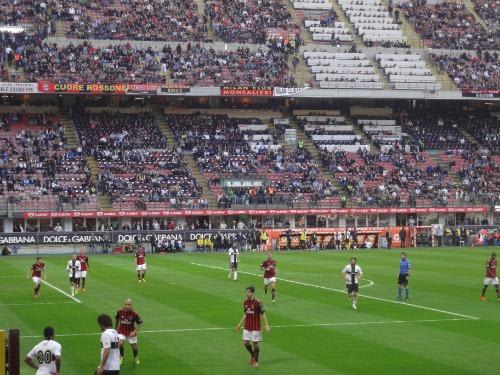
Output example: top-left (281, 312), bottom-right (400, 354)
top-left (398, 274), bottom-right (409, 286)
top-left (346, 284), bottom-right (359, 294)
top-left (95, 370), bottom-right (120, 375)
top-left (230, 262), bottom-right (238, 270)
top-left (69, 277), bottom-right (79, 284)
top-left (261, 239), bottom-right (267, 244)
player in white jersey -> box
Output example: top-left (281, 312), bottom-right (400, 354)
top-left (228, 245), bottom-right (239, 281)
top-left (342, 257), bottom-right (363, 310)
top-left (96, 314), bottom-right (121, 375)
top-left (66, 254), bottom-right (81, 297)
top-left (25, 326), bottom-right (61, 375)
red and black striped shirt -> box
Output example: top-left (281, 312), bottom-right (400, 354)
top-left (243, 298), bottom-right (264, 331)
top-left (76, 255), bottom-right (89, 271)
top-left (115, 309), bottom-right (142, 336)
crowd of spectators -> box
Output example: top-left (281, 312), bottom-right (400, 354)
top-left (73, 111), bottom-right (203, 209)
top-left (321, 147), bottom-right (457, 207)
top-left (64, 0), bottom-right (207, 42)
top-left (22, 41), bottom-right (162, 83)
top-left (442, 149), bottom-right (499, 205)
top-left (400, 110), bottom-right (476, 151)
top-left (161, 44), bottom-right (296, 87)
top-left (432, 52), bottom-right (499, 90)
top-left (167, 112), bottom-right (336, 207)
top-left (0, 112), bottom-right (96, 211)
top-left (205, 0), bottom-right (298, 43)
top-left (471, 0), bottom-right (499, 32)
top-left (0, 0), bottom-right (55, 39)
top-left (399, 0), bottom-right (497, 50)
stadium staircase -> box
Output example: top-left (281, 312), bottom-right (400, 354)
top-left (193, 0), bottom-right (215, 41)
top-left (369, 57), bottom-right (390, 89)
top-left (393, 3), bottom-right (457, 91)
top-left (284, 1), bottom-right (313, 44)
top-left (153, 110), bottom-right (218, 207)
top-left (59, 111), bottom-right (112, 210)
top-left (55, 20), bottom-right (65, 38)
top-left (351, 119), bottom-right (374, 148)
top-left (330, 0), bottom-right (364, 47)
top-left (462, 0), bottom-right (490, 31)
top-left (289, 54), bottom-right (314, 87)
top-left (288, 118), bottom-right (343, 192)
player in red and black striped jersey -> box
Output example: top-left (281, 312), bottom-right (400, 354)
top-left (115, 299), bottom-right (143, 365)
top-left (76, 248), bottom-right (89, 292)
top-left (26, 257), bottom-right (45, 298)
top-left (236, 286), bottom-right (270, 368)
top-left (135, 247), bottom-right (146, 282)
top-left (480, 252), bottom-right (499, 301)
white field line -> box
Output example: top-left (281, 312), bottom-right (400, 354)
top-left (41, 280), bottom-right (82, 303)
top-left (20, 317), bottom-right (475, 339)
top-left (2, 301), bottom-right (75, 306)
top-left (191, 262), bottom-right (479, 321)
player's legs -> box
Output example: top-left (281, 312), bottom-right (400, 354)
top-left (404, 282), bottom-right (409, 301)
top-left (80, 276), bottom-right (86, 291)
top-left (118, 338), bottom-right (125, 363)
top-left (233, 263), bottom-right (238, 281)
top-left (34, 281), bottom-right (41, 298)
top-left (495, 284), bottom-right (500, 300)
top-left (243, 340), bottom-right (255, 364)
top-left (131, 342), bottom-right (139, 364)
top-left (141, 269), bottom-right (146, 282)
top-left (270, 281), bottom-right (276, 303)
top-left (481, 278), bottom-right (490, 300)
top-left (137, 270), bottom-right (141, 282)
top-left (397, 283), bottom-right (403, 301)
top-left (264, 278), bottom-right (269, 294)
top-left (252, 342), bottom-right (260, 367)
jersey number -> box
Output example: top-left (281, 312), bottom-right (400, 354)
top-left (36, 350), bottom-right (54, 364)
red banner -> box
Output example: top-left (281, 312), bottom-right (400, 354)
top-left (22, 206), bottom-right (488, 219)
top-left (220, 86), bottom-right (273, 97)
top-left (37, 82), bottom-right (158, 94)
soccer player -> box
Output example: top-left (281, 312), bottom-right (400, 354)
top-left (260, 253), bottom-right (277, 303)
top-left (27, 257), bottom-right (45, 298)
top-left (397, 252), bottom-right (412, 302)
top-left (115, 299), bottom-right (143, 365)
top-left (342, 257), bottom-right (363, 310)
top-left (77, 248), bottom-right (90, 292)
top-left (135, 246), bottom-right (146, 282)
top-left (66, 254), bottom-right (81, 297)
top-left (236, 286), bottom-right (270, 368)
top-left (480, 252), bottom-right (499, 301)
top-left (96, 314), bottom-right (121, 375)
top-left (25, 326), bottom-right (62, 375)
top-left (228, 244), bottom-right (239, 281)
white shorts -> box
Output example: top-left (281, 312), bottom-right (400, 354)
top-left (32, 277), bottom-right (41, 284)
top-left (118, 333), bottom-right (138, 344)
top-left (264, 277), bottom-right (276, 286)
top-left (484, 277), bottom-right (499, 286)
top-left (80, 271), bottom-right (87, 278)
top-left (136, 264), bottom-right (147, 271)
top-left (242, 330), bottom-right (262, 343)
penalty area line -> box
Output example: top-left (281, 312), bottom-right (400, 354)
top-left (190, 262), bottom-right (479, 321)
top-left (41, 280), bottom-right (82, 303)
top-left (2, 301), bottom-right (75, 306)
top-left (20, 318), bottom-right (476, 339)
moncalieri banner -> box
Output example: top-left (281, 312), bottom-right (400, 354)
top-left (37, 82), bottom-right (159, 94)
top-left (22, 206), bottom-right (489, 219)
top-left (220, 86), bottom-right (273, 96)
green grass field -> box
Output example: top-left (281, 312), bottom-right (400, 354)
top-left (1, 247), bottom-right (499, 375)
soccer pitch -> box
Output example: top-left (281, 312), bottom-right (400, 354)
top-left (1, 248), bottom-right (498, 375)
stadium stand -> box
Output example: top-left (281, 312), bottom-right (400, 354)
top-left (166, 112), bottom-right (339, 208)
top-left (0, 111), bottom-right (97, 212)
top-left (338, 0), bottom-right (410, 47)
top-left (432, 52), bottom-right (499, 90)
top-left (304, 51), bottom-right (383, 89)
top-left (471, 0), bottom-right (499, 31)
top-left (23, 42), bottom-right (162, 84)
top-left (205, 0), bottom-right (299, 43)
top-left (162, 45), bottom-right (297, 87)
top-left (72, 110), bottom-right (203, 210)
top-left (399, 0), bottom-right (498, 50)
top-left (63, 0), bottom-right (208, 41)
top-left (376, 52), bottom-right (441, 90)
